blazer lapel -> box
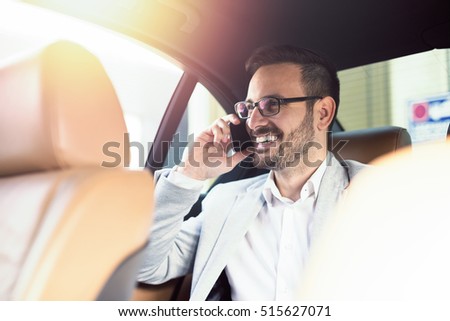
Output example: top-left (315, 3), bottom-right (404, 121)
top-left (311, 154), bottom-right (350, 243)
top-left (190, 184), bottom-right (266, 300)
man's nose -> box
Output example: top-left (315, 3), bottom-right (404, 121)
top-left (246, 107), bottom-right (268, 130)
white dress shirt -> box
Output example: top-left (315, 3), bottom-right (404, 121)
top-left (168, 160), bottom-right (327, 300)
top-left (225, 161), bottom-right (327, 300)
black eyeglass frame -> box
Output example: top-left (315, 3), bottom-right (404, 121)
top-left (234, 96), bottom-right (323, 119)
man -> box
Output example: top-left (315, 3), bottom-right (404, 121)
top-left (137, 45), bottom-right (366, 300)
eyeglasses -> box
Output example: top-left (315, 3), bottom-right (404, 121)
top-left (234, 96), bottom-right (323, 119)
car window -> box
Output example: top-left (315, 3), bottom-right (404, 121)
top-left (164, 82), bottom-right (226, 167)
top-left (0, 1), bottom-right (184, 169)
top-left (164, 82), bottom-right (226, 189)
top-left (98, 47), bottom-right (182, 169)
top-left (338, 49), bottom-right (450, 145)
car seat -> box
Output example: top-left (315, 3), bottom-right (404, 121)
top-left (0, 41), bottom-right (154, 300)
top-left (299, 140), bottom-right (450, 299)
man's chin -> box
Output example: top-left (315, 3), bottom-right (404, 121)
top-left (252, 152), bottom-right (278, 170)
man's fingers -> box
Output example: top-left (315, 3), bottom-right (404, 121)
top-left (215, 119), bottom-right (231, 143)
top-left (210, 114), bottom-right (241, 143)
top-left (210, 125), bottom-right (226, 144)
top-left (222, 113), bottom-right (241, 125)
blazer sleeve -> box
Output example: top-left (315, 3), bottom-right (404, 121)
top-left (137, 168), bottom-right (204, 284)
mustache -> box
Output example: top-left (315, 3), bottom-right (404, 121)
top-left (249, 126), bottom-right (282, 138)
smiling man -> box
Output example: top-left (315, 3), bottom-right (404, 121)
top-left (138, 45), bottom-right (366, 300)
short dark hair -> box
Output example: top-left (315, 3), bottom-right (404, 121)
top-left (245, 45), bottom-right (340, 128)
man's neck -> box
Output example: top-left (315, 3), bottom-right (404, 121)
top-left (272, 152), bottom-right (327, 202)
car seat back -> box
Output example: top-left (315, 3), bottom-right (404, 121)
top-left (0, 41), bottom-right (154, 300)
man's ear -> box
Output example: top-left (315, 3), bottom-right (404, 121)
top-left (316, 96), bottom-right (336, 131)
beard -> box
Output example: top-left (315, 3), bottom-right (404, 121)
top-left (251, 109), bottom-right (316, 171)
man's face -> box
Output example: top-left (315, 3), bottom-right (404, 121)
top-left (245, 63), bottom-right (317, 170)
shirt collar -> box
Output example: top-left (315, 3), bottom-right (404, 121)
top-left (262, 154), bottom-right (328, 205)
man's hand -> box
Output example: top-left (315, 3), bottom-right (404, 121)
top-left (177, 114), bottom-right (252, 180)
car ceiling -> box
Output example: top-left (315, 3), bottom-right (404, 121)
top-left (24, 0), bottom-right (450, 105)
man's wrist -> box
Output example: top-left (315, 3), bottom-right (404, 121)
top-left (168, 165), bottom-right (205, 190)
top-left (175, 164), bottom-right (207, 181)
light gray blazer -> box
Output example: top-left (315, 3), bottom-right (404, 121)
top-left (137, 154), bottom-right (366, 300)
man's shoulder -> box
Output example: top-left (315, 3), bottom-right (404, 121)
top-left (209, 171), bottom-right (269, 194)
top-left (341, 159), bottom-right (369, 180)
top-left (201, 172), bottom-right (268, 211)
top-left (325, 153), bottom-right (369, 184)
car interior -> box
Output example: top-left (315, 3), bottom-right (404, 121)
top-left (299, 139), bottom-right (450, 300)
top-left (0, 40), bottom-right (154, 300)
top-left (0, 0), bottom-right (449, 301)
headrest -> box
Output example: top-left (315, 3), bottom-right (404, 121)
top-left (331, 126), bottom-right (411, 164)
top-left (0, 41), bottom-right (128, 176)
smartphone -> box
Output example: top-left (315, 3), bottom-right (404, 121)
top-left (230, 121), bottom-right (253, 152)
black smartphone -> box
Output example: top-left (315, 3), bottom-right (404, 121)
top-left (230, 121), bottom-right (253, 152)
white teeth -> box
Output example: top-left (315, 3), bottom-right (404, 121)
top-left (255, 135), bottom-right (278, 143)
